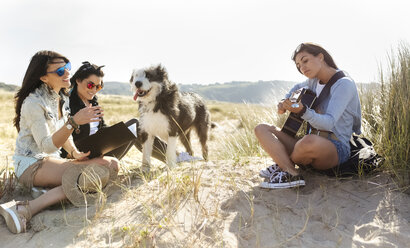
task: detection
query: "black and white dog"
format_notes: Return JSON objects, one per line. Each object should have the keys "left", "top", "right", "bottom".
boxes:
{"left": 130, "top": 65, "right": 211, "bottom": 167}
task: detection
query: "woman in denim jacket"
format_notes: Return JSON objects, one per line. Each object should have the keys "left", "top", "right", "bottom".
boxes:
{"left": 0, "top": 51, "right": 119, "bottom": 234}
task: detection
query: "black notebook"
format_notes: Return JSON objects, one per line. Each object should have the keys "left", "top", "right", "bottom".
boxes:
{"left": 76, "top": 122, "right": 136, "bottom": 159}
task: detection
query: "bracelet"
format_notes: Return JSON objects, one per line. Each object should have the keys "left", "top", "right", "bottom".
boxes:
{"left": 68, "top": 115, "right": 80, "bottom": 134}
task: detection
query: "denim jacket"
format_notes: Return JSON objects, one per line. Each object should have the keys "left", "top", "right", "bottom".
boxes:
{"left": 13, "top": 83, "right": 71, "bottom": 178}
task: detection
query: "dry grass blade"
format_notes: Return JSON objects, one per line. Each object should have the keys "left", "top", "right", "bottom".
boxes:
{"left": 0, "top": 164, "right": 15, "bottom": 200}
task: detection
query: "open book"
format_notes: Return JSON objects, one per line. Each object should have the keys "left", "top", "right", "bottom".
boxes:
{"left": 75, "top": 122, "right": 137, "bottom": 159}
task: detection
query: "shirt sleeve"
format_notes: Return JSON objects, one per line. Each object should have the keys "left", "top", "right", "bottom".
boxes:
{"left": 21, "top": 100, "right": 59, "bottom": 153}
{"left": 301, "top": 78, "right": 356, "bottom": 130}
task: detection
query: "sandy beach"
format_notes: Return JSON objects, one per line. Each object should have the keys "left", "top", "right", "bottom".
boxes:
{"left": 1, "top": 121, "right": 409, "bottom": 248}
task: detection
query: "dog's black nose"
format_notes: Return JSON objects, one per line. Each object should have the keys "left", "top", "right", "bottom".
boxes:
{"left": 135, "top": 81, "right": 142, "bottom": 88}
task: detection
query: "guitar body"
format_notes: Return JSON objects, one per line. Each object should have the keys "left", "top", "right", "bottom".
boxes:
{"left": 281, "top": 88, "right": 316, "bottom": 137}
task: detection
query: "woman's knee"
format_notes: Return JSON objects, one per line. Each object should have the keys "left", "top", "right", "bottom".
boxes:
{"left": 290, "top": 136, "right": 316, "bottom": 161}
{"left": 254, "top": 123, "right": 274, "bottom": 137}
{"left": 90, "top": 157, "right": 120, "bottom": 172}
{"left": 294, "top": 135, "right": 317, "bottom": 151}
{"left": 103, "top": 156, "right": 120, "bottom": 173}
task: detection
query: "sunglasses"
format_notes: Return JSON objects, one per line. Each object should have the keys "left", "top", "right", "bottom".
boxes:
{"left": 47, "top": 62, "right": 71, "bottom": 76}
{"left": 87, "top": 81, "right": 103, "bottom": 91}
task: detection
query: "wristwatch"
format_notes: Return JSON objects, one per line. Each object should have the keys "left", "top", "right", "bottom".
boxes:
{"left": 67, "top": 115, "right": 80, "bottom": 134}
{"left": 66, "top": 121, "right": 73, "bottom": 130}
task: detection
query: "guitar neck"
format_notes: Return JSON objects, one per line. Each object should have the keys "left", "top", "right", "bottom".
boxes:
{"left": 281, "top": 89, "right": 316, "bottom": 137}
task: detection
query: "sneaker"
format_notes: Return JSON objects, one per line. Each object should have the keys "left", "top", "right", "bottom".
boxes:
{"left": 259, "top": 163, "right": 281, "bottom": 178}
{"left": 259, "top": 171, "right": 305, "bottom": 189}
{"left": 176, "top": 152, "right": 203, "bottom": 163}
{"left": 31, "top": 187, "right": 48, "bottom": 199}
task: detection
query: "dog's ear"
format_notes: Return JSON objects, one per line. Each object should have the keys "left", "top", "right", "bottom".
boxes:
{"left": 129, "top": 74, "right": 134, "bottom": 84}
{"left": 146, "top": 64, "right": 168, "bottom": 82}
{"left": 156, "top": 64, "right": 168, "bottom": 81}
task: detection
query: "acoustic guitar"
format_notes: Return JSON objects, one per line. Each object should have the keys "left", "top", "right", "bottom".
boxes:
{"left": 281, "top": 88, "right": 316, "bottom": 137}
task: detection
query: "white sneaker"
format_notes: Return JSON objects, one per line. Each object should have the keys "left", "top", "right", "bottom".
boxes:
{"left": 176, "top": 152, "right": 203, "bottom": 163}
{"left": 260, "top": 171, "right": 305, "bottom": 189}
{"left": 31, "top": 187, "right": 48, "bottom": 199}
{"left": 259, "top": 163, "right": 281, "bottom": 178}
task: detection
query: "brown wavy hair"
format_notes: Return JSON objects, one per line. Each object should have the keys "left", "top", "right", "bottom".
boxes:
{"left": 292, "top": 42, "right": 338, "bottom": 74}
{"left": 14, "top": 51, "right": 69, "bottom": 132}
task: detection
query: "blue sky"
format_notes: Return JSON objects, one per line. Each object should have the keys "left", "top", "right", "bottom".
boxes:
{"left": 1, "top": 0, "right": 409, "bottom": 85}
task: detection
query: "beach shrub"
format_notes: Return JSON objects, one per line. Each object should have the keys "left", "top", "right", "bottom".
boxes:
{"left": 377, "top": 43, "right": 410, "bottom": 188}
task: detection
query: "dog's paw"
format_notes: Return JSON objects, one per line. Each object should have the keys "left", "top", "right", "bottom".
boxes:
{"left": 139, "top": 164, "right": 151, "bottom": 173}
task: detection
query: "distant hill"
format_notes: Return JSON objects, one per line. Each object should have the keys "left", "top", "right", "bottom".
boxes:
{"left": 1, "top": 80, "right": 377, "bottom": 105}
{"left": 0, "top": 82, "right": 19, "bottom": 92}
{"left": 100, "top": 81, "right": 133, "bottom": 96}
{"left": 177, "top": 81, "right": 296, "bottom": 104}
{"left": 101, "top": 80, "right": 296, "bottom": 104}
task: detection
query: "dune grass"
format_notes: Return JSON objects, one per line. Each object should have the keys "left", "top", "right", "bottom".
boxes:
{"left": 374, "top": 43, "right": 409, "bottom": 188}
{"left": 358, "top": 43, "right": 409, "bottom": 188}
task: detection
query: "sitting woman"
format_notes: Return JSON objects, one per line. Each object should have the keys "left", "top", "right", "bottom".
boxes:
{"left": 63, "top": 62, "right": 198, "bottom": 163}
{"left": 62, "top": 61, "right": 170, "bottom": 162}
{"left": 0, "top": 51, "right": 119, "bottom": 234}
{"left": 254, "top": 42, "right": 362, "bottom": 189}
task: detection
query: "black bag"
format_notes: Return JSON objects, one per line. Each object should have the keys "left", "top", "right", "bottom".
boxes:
{"left": 323, "top": 134, "right": 383, "bottom": 177}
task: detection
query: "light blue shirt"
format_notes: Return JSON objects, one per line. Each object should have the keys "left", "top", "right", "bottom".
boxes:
{"left": 284, "top": 72, "right": 362, "bottom": 149}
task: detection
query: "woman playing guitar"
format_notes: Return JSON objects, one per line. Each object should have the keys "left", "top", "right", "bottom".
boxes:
{"left": 255, "top": 43, "right": 362, "bottom": 189}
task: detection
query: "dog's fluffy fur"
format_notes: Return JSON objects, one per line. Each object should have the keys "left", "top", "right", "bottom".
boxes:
{"left": 130, "top": 64, "right": 211, "bottom": 166}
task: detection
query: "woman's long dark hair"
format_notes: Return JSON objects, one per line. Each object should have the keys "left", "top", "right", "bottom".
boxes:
{"left": 70, "top": 61, "right": 105, "bottom": 93}
{"left": 14, "top": 51, "right": 69, "bottom": 132}
{"left": 292, "top": 42, "right": 338, "bottom": 74}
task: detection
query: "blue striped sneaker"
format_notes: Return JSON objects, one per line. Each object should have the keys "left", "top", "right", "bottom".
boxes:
{"left": 259, "top": 171, "right": 305, "bottom": 189}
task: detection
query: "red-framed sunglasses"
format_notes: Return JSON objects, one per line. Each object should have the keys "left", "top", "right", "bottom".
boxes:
{"left": 87, "top": 81, "right": 103, "bottom": 91}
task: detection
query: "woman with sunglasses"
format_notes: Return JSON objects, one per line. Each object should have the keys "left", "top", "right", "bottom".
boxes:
{"left": 254, "top": 42, "right": 362, "bottom": 189}
{"left": 63, "top": 61, "right": 172, "bottom": 163}
{"left": 0, "top": 51, "right": 119, "bottom": 234}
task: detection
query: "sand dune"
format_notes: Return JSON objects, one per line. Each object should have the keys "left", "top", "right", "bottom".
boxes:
{"left": 1, "top": 122, "right": 409, "bottom": 247}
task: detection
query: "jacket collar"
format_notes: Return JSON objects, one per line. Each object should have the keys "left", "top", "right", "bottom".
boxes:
{"left": 37, "top": 83, "right": 63, "bottom": 102}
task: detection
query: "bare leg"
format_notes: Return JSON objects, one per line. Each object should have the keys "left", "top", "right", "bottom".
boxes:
{"left": 254, "top": 123, "right": 299, "bottom": 175}
{"left": 73, "top": 156, "right": 120, "bottom": 173}
{"left": 290, "top": 135, "right": 338, "bottom": 169}
{"left": 20, "top": 156, "right": 118, "bottom": 218}
{"left": 27, "top": 186, "right": 66, "bottom": 216}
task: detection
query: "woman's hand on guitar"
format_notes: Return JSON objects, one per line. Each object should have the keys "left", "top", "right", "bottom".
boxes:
{"left": 282, "top": 99, "right": 304, "bottom": 114}
{"left": 277, "top": 100, "right": 286, "bottom": 114}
